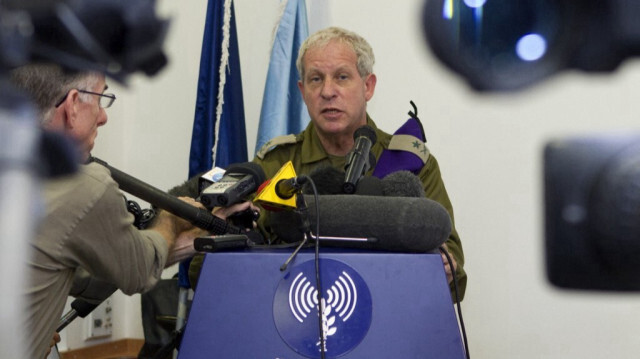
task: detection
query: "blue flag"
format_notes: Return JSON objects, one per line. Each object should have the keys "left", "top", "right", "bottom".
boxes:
{"left": 255, "top": 0, "right": 310, "bottom": 155}
{"left": 184, "top": 0, "right": 247, "bottom": 289}
{"left": 190, "top": 0, "right": 247, "bottom": 178}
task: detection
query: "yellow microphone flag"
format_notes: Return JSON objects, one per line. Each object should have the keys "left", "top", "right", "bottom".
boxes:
{"left": 254, "top": 161, "right": 298, "bottom": 210}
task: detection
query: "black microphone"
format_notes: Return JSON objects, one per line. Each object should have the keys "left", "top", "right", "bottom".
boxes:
{"left": 275, "top": 176, "right": 308, "bottom": 199}
{"left": 304, "top": 168, "right": 423, "bottom": 197}
{"left": 194, "top": 233, "right": 260, "bottom": 252}
{"left": 58, "top": 269, "right": 118, "bottom": 332}
{"left": 354, "top": 175, "right": 384, "bottom": 196}
{"left": 199, "top": 162, "right": 266, "bottom": 209}
{"left": 381, "top": 170, "right": 425, "bottom": 198}
{"left": 302, "top": 166, "right": 345, "bottom": 195}
{"left": 343, "top": 125, "right": 377, "bottom": 194}
{"left": 90, "top": 157, "right": 242, "bottom": 235}
{"left": 270, "top": 195, "right": 452, "bottom": 252}
{"left": 58, "top": 277, "right": 118, "bottom": 332}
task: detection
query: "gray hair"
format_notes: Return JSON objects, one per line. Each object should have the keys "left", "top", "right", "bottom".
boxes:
{"left": 10, "top": 63, "right": 102, "bottom": 124}
{"left": 296, "top": 26, "right": 375, "bottom": 81}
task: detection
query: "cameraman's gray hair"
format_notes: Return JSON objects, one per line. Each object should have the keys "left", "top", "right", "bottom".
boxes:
{"left": 10, "top": 63, "right": 102, "bottom": 125}
{"left": 296, "top": 26, "right": 375, "bottom": 81}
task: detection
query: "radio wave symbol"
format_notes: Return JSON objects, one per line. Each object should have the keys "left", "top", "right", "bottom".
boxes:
{"left": 289, "top": 271, "right": 358, "bottom": 323}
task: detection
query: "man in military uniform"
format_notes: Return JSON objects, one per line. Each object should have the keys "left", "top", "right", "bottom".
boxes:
{"left": 190, "top": 26, "right": 466, "bottom": 301}
{"left": 253, "top": 26, "right": 466, "bottom": 300}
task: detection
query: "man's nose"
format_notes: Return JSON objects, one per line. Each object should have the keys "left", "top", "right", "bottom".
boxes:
{"left": 98, "top": 109, "right": 108, "bottom": 127}
{"left": 320, "top": 79, "right": 337, "bottom": 99}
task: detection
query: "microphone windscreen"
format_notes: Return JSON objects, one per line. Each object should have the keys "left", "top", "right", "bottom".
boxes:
{"left": 303, "top": 166, "right": 345, "bottom": 195}
{"left": 354, "top": 176, "right": 384, "bottom": 196}
{"left": 382, "top": 170, "right": 425, "bottom": 198}
{"left": 355, "top": 125, "right": 377, "bottom": 144}
{"left": 225, "top": 162, "right": 267, "bottom": 184}
{"left": 271, "top": 195, "right": 451, "bottom": 252}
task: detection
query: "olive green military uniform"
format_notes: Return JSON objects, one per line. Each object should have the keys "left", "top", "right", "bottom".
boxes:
{"left": 190, "top": 116, "right": 466, "bottom": 300}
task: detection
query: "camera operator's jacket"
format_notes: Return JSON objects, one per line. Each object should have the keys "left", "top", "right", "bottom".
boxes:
{"left": 26, "top": 163, "right": 170, "bottom": 359}
{"left": 190, "top": 116, "right": 466, "bottom": 301}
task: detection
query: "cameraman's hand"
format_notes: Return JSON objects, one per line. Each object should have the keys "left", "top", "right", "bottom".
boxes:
{"left": 212, "top": 201, "right": 260, "bottom": 223}
{"left": 172, "top": 196, "right": 204, "bottom": 233}
{"left": 166, "top": 226, "right": 208, "bottom": 266}
{"left": 165, "top": 201, "right": 259, "bottom": 265}
{"left": 151, "top": 196, "right": 205, "bottom": 250}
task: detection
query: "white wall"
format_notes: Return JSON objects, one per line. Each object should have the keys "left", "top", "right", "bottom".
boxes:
{"left": 62, "top": 0, "right": 640, "bottom": 357}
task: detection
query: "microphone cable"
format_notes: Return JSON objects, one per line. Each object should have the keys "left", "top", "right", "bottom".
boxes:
{"left": 277, "top": 175, "right": 326, "bottom": 359}
{"left": 307, "top": 178, "right": 327, "bottom": 359}
{"left": 439, "top": 246, "right": 470, "bottom": 359}
{"left": 123, "top": 195, "right": 156, "bottom": 229}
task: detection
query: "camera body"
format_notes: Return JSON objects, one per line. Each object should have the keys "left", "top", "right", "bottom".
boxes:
{"left": 422, "top": 0, "right": 640, "bottom": 91}
{"left": 422, "top": 0, "right": 640, "bottom": 290}
{"left": 544, "top": 133, "right": 640, "bottom": 290}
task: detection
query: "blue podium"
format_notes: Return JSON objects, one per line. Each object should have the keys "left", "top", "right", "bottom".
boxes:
{"left": 178, "top": 249, "right": 465, "bottom": 358}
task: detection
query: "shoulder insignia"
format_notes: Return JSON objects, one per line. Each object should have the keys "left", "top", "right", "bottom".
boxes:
{"left": 256, "top": 134, "right": 298, "bottom": 159}
{"left": 388, "top": 134, "right": 430, "bottom": 163}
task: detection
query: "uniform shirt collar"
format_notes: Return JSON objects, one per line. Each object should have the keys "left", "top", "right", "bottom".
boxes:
{"left": 300, "top": 115, "right": 379, "bottom": 165}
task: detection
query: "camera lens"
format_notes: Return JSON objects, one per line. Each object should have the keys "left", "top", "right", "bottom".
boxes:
{"left": 422, "top": 0, "right": 571, "bottom": 90}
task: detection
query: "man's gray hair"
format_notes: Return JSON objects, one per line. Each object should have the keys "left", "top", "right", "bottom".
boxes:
{"left": 10, "top": 63, "right": 102, "bottom": 124}
{"left": 296, "top": 26, "right": 375, "bottom": 81}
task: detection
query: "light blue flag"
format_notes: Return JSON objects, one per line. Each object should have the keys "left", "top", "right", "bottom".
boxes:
{"left": 255, "top": 0, "right": 310, "bottom": 155}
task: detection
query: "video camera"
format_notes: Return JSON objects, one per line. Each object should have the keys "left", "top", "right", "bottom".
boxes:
{"left": 0, "top": 1, "right": 170, "bottom": 357}
{"left": 1, "top": 0, "right": 169, "bottom": 81}
{"left": 422, "top": 0, "right": 640, "bottom": 92}
{"left": 422, "top": 0, "right": 640, "bottom": 291}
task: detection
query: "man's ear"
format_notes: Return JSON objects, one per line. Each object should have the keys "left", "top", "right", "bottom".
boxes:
{"left": 364, "top": 73, "right": 377, "bottom": 102}
{"left": 61, "top": 90, "right": 81, "bottom": 130}
{"left": 45, "top": 91, "right": 77, "bottom": 133}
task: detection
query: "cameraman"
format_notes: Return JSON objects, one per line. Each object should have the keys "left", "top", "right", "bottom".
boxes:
{"left": 11, "top": 63, "right": 254, "bottom": 358}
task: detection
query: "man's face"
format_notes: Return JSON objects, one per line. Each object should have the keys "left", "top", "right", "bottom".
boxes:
{"left": 69, "top": 77, "right": 109, "bottom": 161}
{"left": 298, "top": 40, "right": 376, "bottom": 139}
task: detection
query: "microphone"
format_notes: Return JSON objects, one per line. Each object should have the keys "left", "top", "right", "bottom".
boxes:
{"left": 193, "top": 233, "right": 262, "bottom": 252}
{"left": 302, "top": 166, "right": 345, "bottom": 195}
{"left": 302, "top": 167, "right": 423, "bottom": 197}
{"left": 270, "top": 195, "right": 451, "bottom": 252}
{"left": 58, "top": 295, "right": 114, "bottom": 333}
{"left": 195, "top": 166, "right": 226, "bottom": 195}
{"left": 354, "top": 175, "right": 384, "bottom": 196}
{"left": 198, "top": 162, "right": 266, "bottom": 209}
{"left": 343, "top": 125, "right": 377, "bottom": 194}
{"left": 381, "top": 170, "right": 425, "bottom": 198}
{"left": 58, "top": 270, "right": 118, "bottom": 332}
{"left": 90, "top": 157, "right": 243, "bottom": 235}
{"left": 254, "top": 161, "right": 299, "bottom": 210}
{"left": 276, "top": 176, "right": 308, "bottom": 199}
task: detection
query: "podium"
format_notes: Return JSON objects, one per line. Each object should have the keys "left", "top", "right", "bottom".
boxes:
{"left": 178, "top": 249, "right": 466, "bottom": 358}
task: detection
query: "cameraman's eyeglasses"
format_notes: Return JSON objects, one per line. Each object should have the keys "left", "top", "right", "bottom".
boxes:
{"left": 55, "top": 89, "right": 116, "bottom": 109}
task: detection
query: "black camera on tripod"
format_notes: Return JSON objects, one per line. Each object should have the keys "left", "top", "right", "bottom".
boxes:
{"left": 422, "top": 0, "right": 640, "bottom": 290}
{"left": 0, "top": 1, "right": 170, "bottom": 357}
{"left": 422, "top": 0, "right": 640, "bottom": 92}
